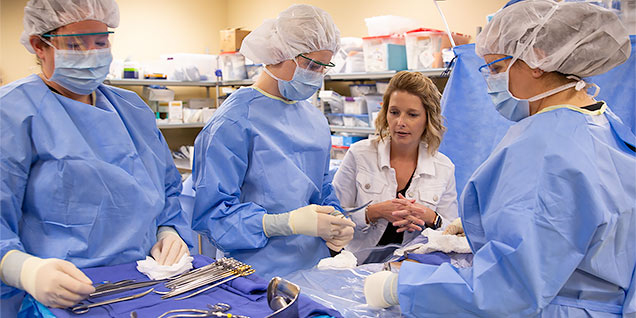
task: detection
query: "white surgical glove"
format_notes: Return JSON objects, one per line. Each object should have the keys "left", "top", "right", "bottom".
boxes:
{"left": 364, "top": 271, "right": 399, "bottom": 308}
{"left": 0, "top": 250, "right": 94, "bottom": 308}
{"left": 443, "top": 217, "right": 464, "bottom": 236}
{"left": 325, "top": 212, "right": 355, "bottom": 252}
{"left": 151, "top": 226, "right": 190, "bottom": 266}
{"left": 263, "top": 204, "right": 355, "bottom": 241}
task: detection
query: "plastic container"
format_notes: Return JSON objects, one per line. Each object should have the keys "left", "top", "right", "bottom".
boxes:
{"left": 219, "top": 51, "right": 247, "bottom": 81}
{"left": 349, "top": 84, "right": 377, "bottom": 97}
{"left": 363, "top": 94, "right": 383, "bottom": 129}
{"left": 331, "top": 145, "right": 350, "bottom": 160}
{"left": 331, "top": 135, "right": 366, "bottom": 147}
{"left": 405, "top": 28, "right": 445, "bottom": 69}
{"left": 245, "top": 64, "right": 263, "bottom": 80}
{"left": 160, "top": 53, "right": 218, "bottom": 81}
{"left": 326, "top": 113, "right": 345, "bottom": 126}
{"left": 344, "top": 96, "right": 368, "bottom": 114}
{"left": 345, "top": 52, "right": 366, "bottom": 73}
{"left": 364, "top": 15, "right": 420, "bottom": 37}
{"left": 343, "top": 114, "right": 370, "bottom": 127}
{"left": 375, "top": 81, "right": 389, "bottom": 95}
{"left": 362, "top": 35, "right": 407, "bottom": 72}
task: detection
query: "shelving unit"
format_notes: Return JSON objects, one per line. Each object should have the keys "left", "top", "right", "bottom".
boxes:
{"left": 106, "top": 67, "right": 451, "bottom": 169}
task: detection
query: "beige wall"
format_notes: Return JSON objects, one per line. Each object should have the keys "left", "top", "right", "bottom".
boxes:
{"left": 1, "top": 0, "right": 506, "bottom": 85}
{"left": 226, "top": 0, "right": 507, "bottom": 40}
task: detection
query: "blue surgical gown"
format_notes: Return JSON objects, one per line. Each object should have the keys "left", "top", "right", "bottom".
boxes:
{"left": 397, "top": 105, "right": 636, "bottom": 317}
{"left": 0, "top": 75, "right": 192, "bottom": 299}
{"left": 191, "top": 87, "right": 340, "bottom": 279}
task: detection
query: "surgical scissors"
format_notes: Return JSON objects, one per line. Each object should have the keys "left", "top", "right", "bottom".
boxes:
{"left": 91, "top": 279, "right": 166, "bottom": 298}
{"left": 71, "top": 288, "right": 154, "bottom": 314}
{"left": 334, "top": 200, "right": 372, "bottom": 218}
{"left": 157, "top": 303, "right": 250, "bottom": 318}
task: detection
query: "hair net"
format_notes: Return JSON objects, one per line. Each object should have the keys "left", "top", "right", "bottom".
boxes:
{"left": 21, "top": 0, "right": 120, "bottom": 53}
{"left": 240, "top": 4, "right": 341, "bottom": 65}
{"left": 476, "top": 0, "right": 630, "bottom": 77}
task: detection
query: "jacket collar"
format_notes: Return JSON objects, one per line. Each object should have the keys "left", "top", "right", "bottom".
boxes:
{"left": 377, "top": 137, "right": 436, "bottom": 176}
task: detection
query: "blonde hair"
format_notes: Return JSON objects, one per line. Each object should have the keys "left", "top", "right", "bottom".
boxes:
{"left": 375, "top": 71, "right": 446, "bottom": 155}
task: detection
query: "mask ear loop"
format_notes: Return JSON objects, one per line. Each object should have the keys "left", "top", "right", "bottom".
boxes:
{"left": 566, "top": 75, "right": 600, "bottom": 99}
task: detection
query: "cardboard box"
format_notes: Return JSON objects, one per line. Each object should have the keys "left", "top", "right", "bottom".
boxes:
{"left": 220, "top": 28, "right": 251, "bottom": 53}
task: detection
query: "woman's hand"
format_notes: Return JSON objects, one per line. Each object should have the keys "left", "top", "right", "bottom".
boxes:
{"left": 390, "top": 194, "right": 437, "bottom": 233}
{"left": 365, "top": 200, "right": 409, "bottom": 224}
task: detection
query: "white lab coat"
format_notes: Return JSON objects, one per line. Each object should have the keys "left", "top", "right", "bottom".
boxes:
{"left": 333, "top": 137, "right": 458, "bottom": 263}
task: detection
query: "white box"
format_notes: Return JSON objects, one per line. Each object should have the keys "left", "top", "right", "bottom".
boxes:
{"left": 344, "top": 97, "right": 368, "bottom": 114}
{"left": 168, "top": 101, "right": 183, "bottom": 123}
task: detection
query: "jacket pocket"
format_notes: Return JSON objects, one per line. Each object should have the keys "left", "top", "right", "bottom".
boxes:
{"left": 356, "top": 171, "right": 387, "bottom": 195}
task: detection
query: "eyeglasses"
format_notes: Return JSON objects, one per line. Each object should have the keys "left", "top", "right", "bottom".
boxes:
{"left": 478, "top": 56, "right": 512, "bottom": 76}
{"left": 296, "top": 54, "right": 335, "bottom": 74}
{"left": 41, "top": 31, "right": 114, "bottom": 51}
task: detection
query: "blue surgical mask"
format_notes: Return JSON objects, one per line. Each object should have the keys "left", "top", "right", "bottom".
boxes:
{"left": 42, "top": 39, "right": 113, "bottom": 95}
{"left": 264, "top": 60, "right": 323, "bottom": 101}
{"left": 484, "top": 61, "right": 583, "bottom": 122}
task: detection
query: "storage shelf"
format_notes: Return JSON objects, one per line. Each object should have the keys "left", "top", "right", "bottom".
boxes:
{"left": 325, "top": 68, "right": 446, "bottom": 81}
{"left": 104, "top": 79, "right": 254, "bottom": 87}
{"left": 157, "top": 122, "right": 206, "bottom": 129}
{"left": 329, "top": 126, "right": 375, "bottom": 134}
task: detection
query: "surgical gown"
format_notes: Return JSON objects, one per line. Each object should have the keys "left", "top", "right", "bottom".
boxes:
{"left": 0, "top": 75, "right": 192, "bottom": 299}
{"left": 397, "top": 105, "right": 636, "bottom": 317}
{"left": 191, "top": 87, "right": 340, "bottom": 279}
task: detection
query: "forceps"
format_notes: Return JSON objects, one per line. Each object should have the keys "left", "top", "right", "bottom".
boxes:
{"left": 71, "top": 288, "right": 154, "bottom": 314}
{"left": 91, "top": 279, "right": 166, "bottom": 298}
{"left": 157, "top": 303, "right": 250, "bottom": 318}
{"left": 335, "top": 200, "right": 372, "bottom": 218}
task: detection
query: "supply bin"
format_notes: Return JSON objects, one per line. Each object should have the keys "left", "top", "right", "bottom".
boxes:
{"left": 219, "top": 51, "right": 247, "bottom": 81}
{"left": 405, "top": 28, "right": 445, "bottom": 69}
{"left": 343, "top": 114, "right": 370, "bottom": 127}
{"left": 349, "top": 84, "right": 377, "bottom": 97}
{"left": 362, "top": 34, "right": 407, "bottom": 72}
{"left": 344, "top": 96, "right": 368, "bottom": 115}
{"left": 326, "top": 113, "right": 345, "bottom": 126}
{"left": 331, "top": 145, "right": 350, "bottom": 160}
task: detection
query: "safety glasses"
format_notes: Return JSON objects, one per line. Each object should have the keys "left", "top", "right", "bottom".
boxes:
{"left": 41, "top": 31, "right": 114, "bottom": 51}
{"left": 478, "top": 56, "right": 512, "bottom": 77}
{"left": 297, "top": 54, "right": 335, "bottom": 74}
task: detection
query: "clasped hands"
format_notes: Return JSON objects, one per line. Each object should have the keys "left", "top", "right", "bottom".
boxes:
{"left": 367, "top": 194, "right": 436, "bottom": 233}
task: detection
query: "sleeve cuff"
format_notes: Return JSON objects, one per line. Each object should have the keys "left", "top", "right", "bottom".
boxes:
{"left": 0, "top": 250, "right": 32, "bottom": 290}
{"left": 157, "top": 226, "right": 179, "bottom": 241}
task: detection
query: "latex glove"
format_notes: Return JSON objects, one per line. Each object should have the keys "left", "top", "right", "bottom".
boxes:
{"left": 364, "top": 271, "right": 399, "bottom": 308}
{"left": 151, "top": 228, "right": 190, "bottom": 265}
{"left": 263, "top": 204, "right": 355, "bottom": 240}
{"left": 0, "top": 251, "right": 95, "bottom": 308}
{"left": 325, "top": 221, "right": 355, "bottom": 252}
{"left": 443, "top": 217, "right": 464, "bottom": 236}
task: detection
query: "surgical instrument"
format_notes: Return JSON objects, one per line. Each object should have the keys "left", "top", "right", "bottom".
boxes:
{"left": 90, "top": 279, "right": 167, "bottom": 298}
{"left": 161, "top": 258, "right": 255, "bottom": 300}
{"left": 158, "top": 303, "right": 250, "bottom": 318}
{"left": 265, "top": 277, "right": 300, "bottom": 318}
{"left": 335, "top": 200, "right": 372, "bottom": 218}
{"left": 71, "top": 288, "right": 154, "bottom": 314}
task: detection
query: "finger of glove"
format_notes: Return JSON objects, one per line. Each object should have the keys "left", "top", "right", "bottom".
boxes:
{"left": 315, "top": 205, "right": 336, "bottom": 214}
{"left": 51, "top": 284, "right": 89, "bottom": 306}
{"left": 327, "top": 215, "right": 355, "bottom": 228}
{"left": 57, "top": 261, "right": 95, "bottom": 294}
{"left": 158, "top": 238, "right": 178, "bottom": 265}
{"left": 164, "top": 239, "right": 186, "bottom": 266}
{"left": 150, "top": 240, "right": 163, "bottom": 261}
{"left": 326, "top": 241, "right": 342, "bottom": 252}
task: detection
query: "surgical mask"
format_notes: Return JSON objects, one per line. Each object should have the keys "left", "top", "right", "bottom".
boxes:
{"left": 264, "top": 60, "right": 323, "bottom": 101}
{"left": 42, "top": 38, "right": 113, "bottom": 95}
{"left": 483, "top": 60, "right": 596, "bottom": 122}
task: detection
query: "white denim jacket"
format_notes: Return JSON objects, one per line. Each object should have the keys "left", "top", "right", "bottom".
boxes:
{"left": 333, "top": 137, "right": 458, "bottom": 262}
